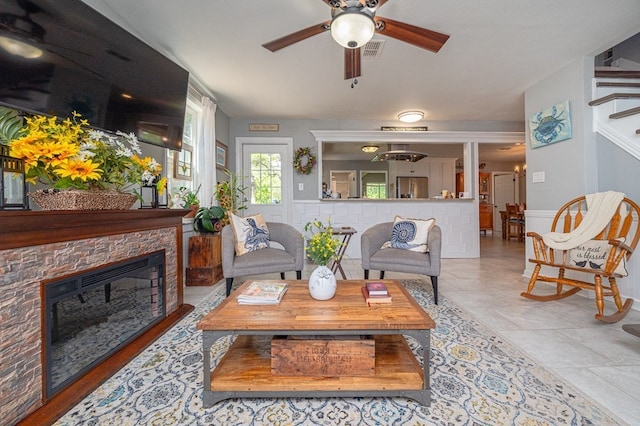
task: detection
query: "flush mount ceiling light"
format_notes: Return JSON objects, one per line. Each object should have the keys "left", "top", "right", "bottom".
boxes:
{"left": 361, "top": 145, "right": 379, "bottom": 153}
{"left": 330, "top": 4, "right": 375, "bottom": 49}
{"left": 398, "top": 111, "right": 424, "bottom": 123}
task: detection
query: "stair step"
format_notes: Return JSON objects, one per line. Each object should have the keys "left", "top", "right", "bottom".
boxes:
{"left": 596, "top": 82, "right": 640, "bottom": 88}
{"left": 588, "top": 93, "right": 640, "bottom": 106}
{"left": 595, "top": 70, "right": 640, "bottom": 79}
{"left": 609, "top": 106, "right": 640, "bottom": 119}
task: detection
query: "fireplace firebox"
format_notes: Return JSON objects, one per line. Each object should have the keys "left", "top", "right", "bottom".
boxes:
{"left": 44, "top": 251, "right": 165, "bottom": 398}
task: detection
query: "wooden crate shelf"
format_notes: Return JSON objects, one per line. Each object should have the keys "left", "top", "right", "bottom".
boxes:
{"left": 210, "top": 334, "right": 424, "bottom": 392}
{"left": 186, "top": 234, "right": 222, "bottom": 286}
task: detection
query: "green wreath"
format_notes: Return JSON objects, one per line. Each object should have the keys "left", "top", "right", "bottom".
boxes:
{"left": 293, "top": 147, "right": 317, "bottom": 175}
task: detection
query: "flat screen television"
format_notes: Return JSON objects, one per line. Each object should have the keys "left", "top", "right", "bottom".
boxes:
{"left": 0, "top": 0, "right": 189, "bottom": 150}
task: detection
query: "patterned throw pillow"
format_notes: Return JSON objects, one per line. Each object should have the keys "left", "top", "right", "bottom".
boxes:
{"left": 568, "top": 238, "right": 627, "bottom": 276}
{"left": 381, "top": 215, "right": 436, "bottom": 253}
{"left": 230, "top": 213, "right": 270, "bottom": 256}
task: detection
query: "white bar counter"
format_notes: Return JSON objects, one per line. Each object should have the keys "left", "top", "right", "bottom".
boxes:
{"left": 293, "top": 198, "right": 480, "bottom": 259}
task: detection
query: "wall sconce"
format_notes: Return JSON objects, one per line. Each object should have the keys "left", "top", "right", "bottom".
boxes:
{"left": 514, "top": 164, "right": 527, "bottom": 177}
{"left": 361, "top": 145, "right": 379, "bottom": 153}
{"left": 0, "top": 144, "right": 28, "bottom": 210}
{"left": 139, "top": 175, "right": 167, "bottom": 209}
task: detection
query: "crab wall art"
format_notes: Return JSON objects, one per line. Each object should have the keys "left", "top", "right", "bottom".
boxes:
{"left": 528, "top": 101, "right": 572, "bottom": 148}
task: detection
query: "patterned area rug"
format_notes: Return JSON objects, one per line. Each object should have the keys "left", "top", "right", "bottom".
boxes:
{"left": 56, "top": 279, "right": 622, "bottom": 425}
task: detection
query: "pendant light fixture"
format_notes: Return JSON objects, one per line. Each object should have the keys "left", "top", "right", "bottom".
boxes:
{"left": 361, "top": 145, "right": 379, "bottom": 153}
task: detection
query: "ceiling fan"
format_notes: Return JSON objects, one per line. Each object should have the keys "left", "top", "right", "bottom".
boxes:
{"left": 262, "top": 0, "right": 449, "bottom": 81}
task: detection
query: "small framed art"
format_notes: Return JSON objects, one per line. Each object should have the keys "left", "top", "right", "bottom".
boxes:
{"left": 216, "top": 141, "right": 228, "bottom": 169}
{"left": 529, "top": 101, "right": 572, "bottom": 149}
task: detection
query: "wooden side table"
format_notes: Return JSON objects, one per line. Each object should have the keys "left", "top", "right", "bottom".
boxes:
{"left": 186, "top": 234, "right": 223, "bottom": 285}
{"left": 330, "top": 227, "right": 357, "bottom": 279}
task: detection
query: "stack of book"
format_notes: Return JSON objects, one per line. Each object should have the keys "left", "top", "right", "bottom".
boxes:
{"left": 236, "top": 282, "right": 288, "bottom": 305}
{"left": 361, "top": 281, "right": 392, "bottom": 305}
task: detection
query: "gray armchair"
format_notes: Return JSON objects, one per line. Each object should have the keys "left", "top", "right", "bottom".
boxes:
{"left": 361, "top": 222, "right": 442, "bottom": 304}
{"left": 221, "top": 222, "right": 304, "bottom": 296}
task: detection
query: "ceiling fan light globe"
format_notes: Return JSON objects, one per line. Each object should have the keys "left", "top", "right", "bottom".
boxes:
{"left": 330, "top": 9, "right": 375, "bottom": 49}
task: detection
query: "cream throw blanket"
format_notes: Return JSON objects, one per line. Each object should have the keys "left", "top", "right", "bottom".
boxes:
{"left": 542, "top": 191, "right": 625, "bottom": 250}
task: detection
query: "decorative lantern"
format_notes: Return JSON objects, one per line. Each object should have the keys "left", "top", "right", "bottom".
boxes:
{"left": 139, "top": 175, "right": 167, "bottom": 209}
{"left": 0, "top": 144, "right": 28, "bottom": 210}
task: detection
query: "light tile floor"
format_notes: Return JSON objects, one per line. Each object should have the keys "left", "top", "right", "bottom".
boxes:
{"left": 185, "top": 235, "right": 640, "bottom": 425}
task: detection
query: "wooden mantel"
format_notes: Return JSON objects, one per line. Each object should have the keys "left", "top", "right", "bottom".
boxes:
{"left": 0, "top": 208, "right": 191, "bottom": 250}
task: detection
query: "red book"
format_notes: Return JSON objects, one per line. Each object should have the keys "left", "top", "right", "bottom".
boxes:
{"left": 365, "top": 281, "right": 389, "bottom": 296}
{"left": 361, "top": 286, "right": 392, "bottom": 305}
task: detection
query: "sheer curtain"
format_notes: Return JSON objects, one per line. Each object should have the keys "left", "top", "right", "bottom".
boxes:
{"left": 197, "top": 96, "right": 217, "bottom": 206}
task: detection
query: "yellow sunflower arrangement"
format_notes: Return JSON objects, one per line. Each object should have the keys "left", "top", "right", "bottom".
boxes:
{"left": 304, "top": 219, "right": 342, "bottom": 266}
{"left": 7, "top": 111, "right": 166, "bottom": 195}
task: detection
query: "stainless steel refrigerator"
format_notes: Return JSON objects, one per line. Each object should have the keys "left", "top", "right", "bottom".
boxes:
{"left": 396, "top": 176, "right": 429, "bottom": 199}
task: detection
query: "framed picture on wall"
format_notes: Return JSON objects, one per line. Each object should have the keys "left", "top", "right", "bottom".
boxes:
{"left": 174, "top": 144, "right": 192, "bottom": 180}
{"left": 216, "top": 141, "right": 228, "bottom": 169}
{"left": 528, "top": 100, "right": 572, "bottom": 149}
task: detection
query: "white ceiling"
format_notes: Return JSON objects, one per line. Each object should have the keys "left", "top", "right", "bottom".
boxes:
{"left": 84, "top": 0, "right": 640, "bottom": 163}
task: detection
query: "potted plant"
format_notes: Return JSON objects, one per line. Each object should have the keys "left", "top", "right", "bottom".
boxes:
{"left": 5, "top": 110, "right": 166, "bottom": 210}
{"left": 304, "top": 219, "right": 342, "bottom": 300}
{"left": 0, "top": 106, "right": 25, "bottom": 143}
{"left": 173, "top": 184, "right": 201, "bottom": 217}
{"left": 214, "top": 169, "right": 247, "bottom": 225}
{"left": 193, "top": 205, "right": 225, "bottom": 233}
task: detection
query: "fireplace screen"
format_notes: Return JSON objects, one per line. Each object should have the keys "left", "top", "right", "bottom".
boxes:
{"left": 44, "top": 251, "right": 165, "bottom": 397}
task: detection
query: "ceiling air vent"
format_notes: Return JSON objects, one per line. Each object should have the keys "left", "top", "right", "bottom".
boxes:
{"left": 362, "top": 39, "right": 385, "bottom": 59}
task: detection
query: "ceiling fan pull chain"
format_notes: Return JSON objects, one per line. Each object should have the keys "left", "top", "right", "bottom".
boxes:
{"left": 351, "top": 78, "right": 358, "bottom": 89}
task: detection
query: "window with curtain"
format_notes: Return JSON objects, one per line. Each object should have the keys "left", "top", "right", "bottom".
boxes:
{"left": 167, "top": 102, "right": 200, "bottom": 206}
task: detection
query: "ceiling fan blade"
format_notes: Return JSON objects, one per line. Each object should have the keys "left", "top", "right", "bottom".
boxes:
{"left": 262, "top": 21, "right": 330, "bottom": 52}
{"left": 344, "top": 47, "right": 361, "bottom": 80}
{"left": 374, "top": 16, "right": 449, "bottom": 53}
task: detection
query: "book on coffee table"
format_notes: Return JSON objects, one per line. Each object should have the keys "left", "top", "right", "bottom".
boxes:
{"left": 361, "top": 286, "right": 392, "bottom": 305}
{"left": 237, "top": 282, "right": 288, "bottom": 305}
{"left": 365, "top": 281, "right": 389, "bottom": 296}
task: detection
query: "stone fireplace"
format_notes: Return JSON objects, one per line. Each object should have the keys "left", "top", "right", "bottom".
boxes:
{"left": 0, "top": 209, "right": 190, "bottom": 425}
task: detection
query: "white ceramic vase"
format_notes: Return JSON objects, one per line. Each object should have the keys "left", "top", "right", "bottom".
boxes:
{"left": 308, "top": 265, "right": 337, "bottom": 300}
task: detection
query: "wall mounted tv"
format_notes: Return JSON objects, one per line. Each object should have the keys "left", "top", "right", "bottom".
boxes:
{"left": 0, "top": 0, "right": 189, "bottom": 150}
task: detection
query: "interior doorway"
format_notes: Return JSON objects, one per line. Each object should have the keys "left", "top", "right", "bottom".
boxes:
{"left": 493, "top": 172, "right": 516, "bottom": 238}
{"left": 329, "top": 170, "right": 356, "bottom": 198}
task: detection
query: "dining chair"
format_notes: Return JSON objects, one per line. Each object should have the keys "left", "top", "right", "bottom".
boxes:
{"left": 506, "top": 204, "right": 524, "bottom": 241}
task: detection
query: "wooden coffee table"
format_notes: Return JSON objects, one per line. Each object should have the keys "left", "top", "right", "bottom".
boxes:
{"left": 197, "top": 279, "right": 436, "bottom": 407}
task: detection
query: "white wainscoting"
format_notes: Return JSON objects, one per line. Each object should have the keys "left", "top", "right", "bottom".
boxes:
{"left": 293, "top": 199, "right": 480, "bottom": 260}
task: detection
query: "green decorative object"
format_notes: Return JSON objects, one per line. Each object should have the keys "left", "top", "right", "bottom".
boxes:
{"left": 293, "top": 147, "right": 316, "bottom": 175}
